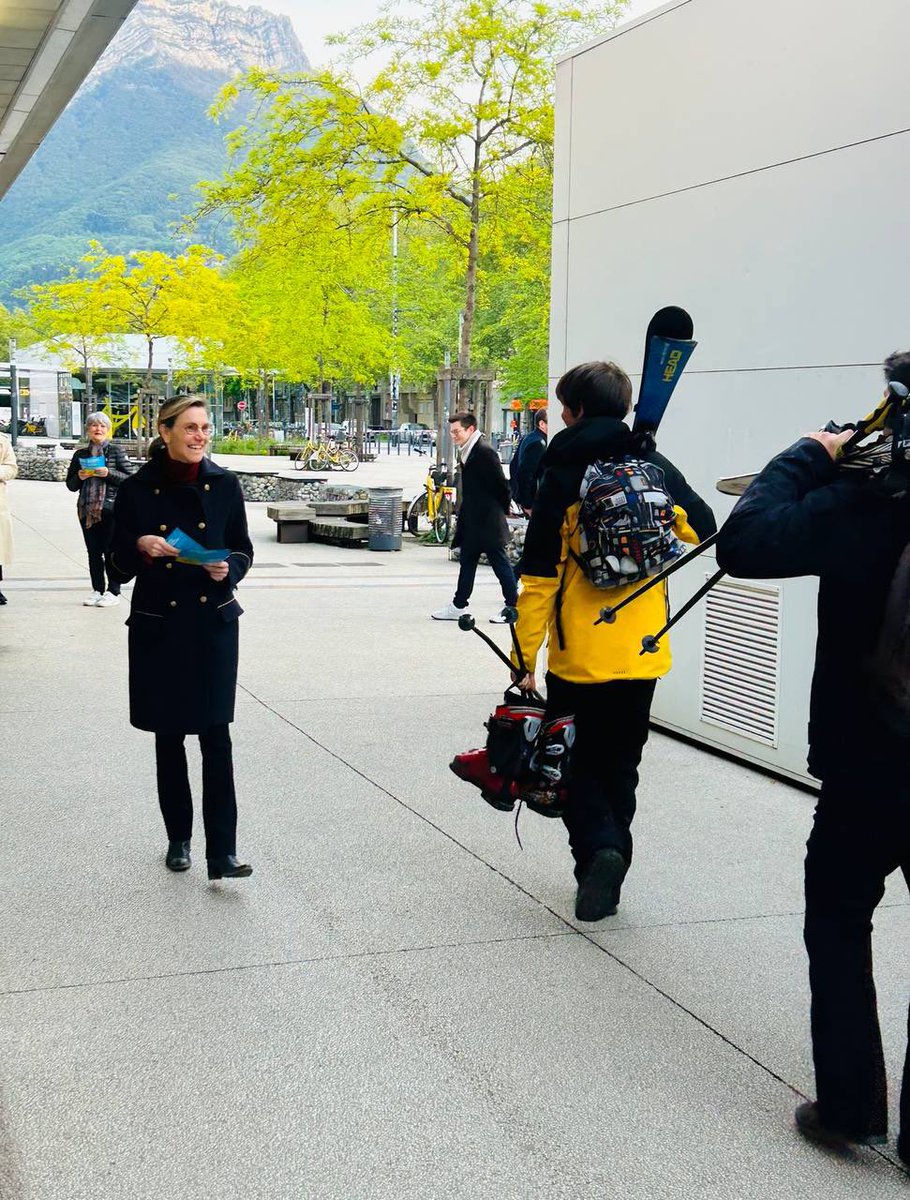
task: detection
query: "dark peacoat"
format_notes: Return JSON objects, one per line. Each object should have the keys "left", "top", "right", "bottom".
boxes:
{"left": 111, "top": 454, "right": 253, "bottom": 735}
{"left": 452, "top": 438, "right": 511, "bottom": 554}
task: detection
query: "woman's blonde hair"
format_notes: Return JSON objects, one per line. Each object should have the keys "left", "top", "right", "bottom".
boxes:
{"left": 150, "top": 393, "right": 210, "bottom": 456}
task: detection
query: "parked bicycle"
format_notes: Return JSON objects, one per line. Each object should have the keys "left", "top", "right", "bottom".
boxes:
{"left": 293, "top": 439, "right": 359, "bottom": 471}
{"left": 407, "top": 466, "right": 456, "bottom": 544}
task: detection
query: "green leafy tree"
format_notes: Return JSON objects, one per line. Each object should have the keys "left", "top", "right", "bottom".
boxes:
{"left": 196, "top": 0, "right": 627, "bottom": 386}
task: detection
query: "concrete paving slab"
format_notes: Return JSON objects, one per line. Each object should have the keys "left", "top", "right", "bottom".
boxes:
{"left": 2, "top": 936, "right": 907, "bottom": 1200}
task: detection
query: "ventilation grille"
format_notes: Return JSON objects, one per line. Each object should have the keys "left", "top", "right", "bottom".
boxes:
{"left": 700, "top": 578, "right": 780, "bottom": 746}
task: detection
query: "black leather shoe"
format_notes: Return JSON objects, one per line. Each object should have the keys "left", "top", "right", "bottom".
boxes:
{"left": 207, "top": 855, "right": 253, "bottom": 880}
{"left": 0, "top": 590, "right": 7, "bottom": 605}
{"left": 165, "top": 840, "right": 191, "bottom": 871}
{"left": 794, "top": 1101, "right": 887, "bottom": 1151}
{"left": 575, "top": 847, "right": 626, "bottom": 922}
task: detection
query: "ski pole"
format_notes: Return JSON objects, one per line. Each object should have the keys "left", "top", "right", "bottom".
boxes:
{"left": 457, "top": 613, "right": 517, "bottom": 673}
{"left": 501, "top": 605, "right": 529, "bottom": 677}
{"left": 594, "top": 531, "right": 720, "bottom": 626}
{"left": 639, "top": 568, "right": 726, "bottom": 655}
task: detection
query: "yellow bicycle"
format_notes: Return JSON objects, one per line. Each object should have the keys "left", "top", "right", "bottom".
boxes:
{"left": 293, "top": 438, "right": 359, "bottom": 471}
{"left": 407, "top": 466, "right": 456, "bottom": 543}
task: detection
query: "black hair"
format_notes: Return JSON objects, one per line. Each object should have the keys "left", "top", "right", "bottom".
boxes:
{"left": 448, "top": 411, "right": 478, "bottom": 430}
{"left": 884, "top": 351, "right": 910, "bottom": 392}
{"left": 535, "top": 410, "right": 548, "bottom": 429}
{"left": 555, "top": 362, "right": 632, "bottom": 419}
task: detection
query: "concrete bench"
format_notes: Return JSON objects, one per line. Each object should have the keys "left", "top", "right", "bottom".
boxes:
{"left": 309, "top": 518, "right": 369, "bottom": 547}
{"left": 266, "top": 502, "right": 317, "bottom": 543}
{"left": 310, "top": 499, "right": 368, "bottom": 519}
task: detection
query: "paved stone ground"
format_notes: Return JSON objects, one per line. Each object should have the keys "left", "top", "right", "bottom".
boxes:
{"left": 1, "top": 474, "right": 908, "bottom": 1199}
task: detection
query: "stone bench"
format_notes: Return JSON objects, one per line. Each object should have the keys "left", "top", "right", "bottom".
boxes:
{"left": 309, "top": 518, "right": 369, "bottom": 546}
{"left": 266, "top": 502, "right": 317, "bottom": 543}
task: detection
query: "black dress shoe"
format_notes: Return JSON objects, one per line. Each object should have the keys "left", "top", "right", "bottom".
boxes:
{"left": 0, "top": 591, "right": 7, "bottom": 605}
{"left": 794, "top": 1101, "right": 887, "bottom": 1151}
{"left": 575, "top": 847, "right": 627, "bottom": 922}
{"left": 165, "top": 840, "right": 191, "bottom": 871}
{"left": 207, "top": 855, "right": 253, "bottom": 880}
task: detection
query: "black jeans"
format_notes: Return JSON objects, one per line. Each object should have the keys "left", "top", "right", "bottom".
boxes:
{"left": 545, "top": 673, "right": 656, "bottom": 879}
{"left": 81, "top": 511, "right": 119, "bottom": 595}
{"left": 154, "top": 724, "right": 238, "bottom": 859}
{"left": 453, "top": 545, "right": 518, "bottom": 609}
{"left": 804, "top": 773, "right": 910, "bottom": 1145}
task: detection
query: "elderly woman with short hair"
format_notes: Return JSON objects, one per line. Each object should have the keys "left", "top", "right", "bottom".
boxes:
{"left": 66, "top": 411, "right": 133, "bottom": 606}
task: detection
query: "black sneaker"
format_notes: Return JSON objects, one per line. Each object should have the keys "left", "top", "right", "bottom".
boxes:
{"left": 794, "top": 1101, "right": 886, "bottom": 1151}
{"left": 574, "top": 848, "right": 627, "bottom": 922}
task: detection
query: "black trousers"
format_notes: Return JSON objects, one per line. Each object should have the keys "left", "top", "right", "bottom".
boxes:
{"left": 453, "top": 544, "right": 518, "bottom": 609}
{"left": 545, "top": 673, "right": 656, "bottom": 879}
{"left": 804, "top": 773, "right": 910, "bottom": 1149}
{"left": 81, "top": 512, "right": 120, "bottom": 595}
{"left": 154, "top": 724, "right": 237, "bottom": 859}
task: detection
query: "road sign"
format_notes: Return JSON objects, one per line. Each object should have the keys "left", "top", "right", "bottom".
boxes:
{"left": 237, "top": 400, "right": 247, "bottom": 412}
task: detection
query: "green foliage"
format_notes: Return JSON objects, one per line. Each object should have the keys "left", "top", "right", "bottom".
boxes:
{"left": 211, "top": 436, "right": 276, "bottom": 455}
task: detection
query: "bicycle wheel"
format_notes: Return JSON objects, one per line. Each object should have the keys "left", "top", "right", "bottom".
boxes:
{"left": 339, "top": 448, "right": 359, "bottom": 471}
{"left": 406, "top": 492, "right": 430, "bottom": 537}
{"left": 308, "top": 450, "right": 329, "bottom": 471}
{"left": 293, "top": 448, "right": 307, "bottom": 470}
{"left": 432, "top": 496, "right": 451, "bottom": 544}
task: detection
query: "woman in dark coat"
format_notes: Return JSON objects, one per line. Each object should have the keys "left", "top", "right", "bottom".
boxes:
{"left": 66, "top": 410, "right": 133, "bottom": 607}
{"left": 112, "top": 394, "right": 254, "bottom": 880}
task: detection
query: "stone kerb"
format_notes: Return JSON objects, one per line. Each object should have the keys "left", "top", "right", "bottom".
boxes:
{"left": 234, "top": 470, "right": 369, "bottom": 505}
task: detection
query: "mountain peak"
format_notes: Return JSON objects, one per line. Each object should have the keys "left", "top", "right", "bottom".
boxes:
{"left": 89, "top": 0, "right": 311, "bottom": 83}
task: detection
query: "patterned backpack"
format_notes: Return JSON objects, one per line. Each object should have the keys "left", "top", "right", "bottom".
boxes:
{"left": 569, "top": 458, "right": 684, "bottom": 588}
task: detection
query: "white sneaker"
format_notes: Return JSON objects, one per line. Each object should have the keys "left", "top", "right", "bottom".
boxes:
{"left": 489, "top": 610, "right": 510, "bottom": 624}
{"left": 95, "top": 592, "right": 121, "bottom": 607}
{"left": 431, "top": 602, "right": 468, "bottom": 621}
{"left": 83, "top": 591, "right": 103, "bottom": 607}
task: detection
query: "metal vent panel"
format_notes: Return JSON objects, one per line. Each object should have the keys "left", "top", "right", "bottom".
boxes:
{"left": 700, "top": 578, "right": 781, "bottom": 746}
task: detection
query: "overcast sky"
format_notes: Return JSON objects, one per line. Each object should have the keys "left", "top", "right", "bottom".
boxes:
{"left": 240, "top": 0, "right": 667, "bottom": 71}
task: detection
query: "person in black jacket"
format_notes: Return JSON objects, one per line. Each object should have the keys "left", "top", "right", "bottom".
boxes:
{"left": 66, "top": 411, "right": 133, "bottom": 607}
{"left": 716, "top": 352, "right": 910, "bottom": 1165}
{"left": 111, "top": 394, "right": 254, "bottom": 881}
{"left": 510, "top": 410, "right": 548, "bottom": 515}
{"left": 431, "top": 411, "right": 518, "bottom": 624}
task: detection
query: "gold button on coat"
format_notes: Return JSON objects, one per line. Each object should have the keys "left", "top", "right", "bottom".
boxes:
{"left": 169, "top": 601, "right": 177, "bottom": 608}
{"left": 199, "top": 595, "right": 208, "bottom": 604}
{"left": 165, "top": 563, "right": 173, "bottom": 570}
{"left": 159, "top": 524, "right": 167, "bottom": 532}
{"left": 204, "top": 484, "right": 210, "bottom": 491}
{"left": 198, "top": 522, "right": 206, "bottom": 530}
{"left": 153, "top": 488, "right": 160, "bottom": 495}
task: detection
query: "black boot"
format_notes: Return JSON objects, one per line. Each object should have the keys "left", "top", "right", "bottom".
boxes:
{"left": 207, "top": 855, "right": 253, "bottom": 880}
{"left": 165, "top": 840, "right": 191, "bottom": 872}
{"left": 575, "top": 847, "right": 626, "bottom": 922}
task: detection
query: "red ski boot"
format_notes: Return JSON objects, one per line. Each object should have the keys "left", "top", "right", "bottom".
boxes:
{"left": 449, "top": 747, "right": 517, "bottom": 811}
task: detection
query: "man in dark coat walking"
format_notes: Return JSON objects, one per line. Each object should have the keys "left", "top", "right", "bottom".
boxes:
{"left": 432, "top": 411, "right": 518, "bottom": 625}
{"left": 716, "top": 351, "right": 910, "bottom": 1165}
{"left": 510, "top": 409, "right": 548, "bottom": 515}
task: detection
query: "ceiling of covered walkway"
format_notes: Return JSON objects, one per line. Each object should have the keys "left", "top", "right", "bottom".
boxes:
{"left": 0, "top": 0, "right": 137, "bottom": 199}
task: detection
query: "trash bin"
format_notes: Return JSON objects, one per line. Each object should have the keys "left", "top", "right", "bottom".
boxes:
{"left": 368, "top": 487, "right": 403, "bottom": 551}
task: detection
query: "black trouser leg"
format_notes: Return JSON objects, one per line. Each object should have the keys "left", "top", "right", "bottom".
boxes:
{"left": 155, "top": 733, "right": 193, "bottom": 843}
{"left": 453, "top": 547, "right": 480, "bottom": 608}
{"left": 545, "top": 673, "right": 656, "bottom": 879}
{"left": 199, "top": 724, "right": 237, "bottom": 859}
{"left": 484, "top": 545, "right": 518, "bottom": 606}
{"left": 81, "top": 513, "right": 119, "bottom": 595}
{"left": 82, "top": 521, "right": 107, "bottom": 594}
{"left": 802, "top": 780, "right": 907, "bottom": 1139}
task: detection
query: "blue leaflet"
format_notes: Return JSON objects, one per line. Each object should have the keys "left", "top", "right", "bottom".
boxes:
{"left": 165, "top": 527, "right": 229, "bottom": 565}
{"left": 81, "top": 455, "right": 106, "bottom": 474}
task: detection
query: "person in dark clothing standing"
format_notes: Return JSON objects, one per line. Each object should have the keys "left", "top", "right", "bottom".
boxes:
{"left": 716, "top": 352, "right": 910, "bottom": 1167}
{"left": 66, "top": 411, "right": 133, "bottom": 607}
{"left": 112, "top": 394, "right": 254, "bottom": 881}
{"left": 510, "top": 410, "right": 548, "bottom": 515}
{"left": 431, "top": 411, "right": 518, "bottom": 625}
{"left": 512, "top": 362, "right": 716, "bottom": 921}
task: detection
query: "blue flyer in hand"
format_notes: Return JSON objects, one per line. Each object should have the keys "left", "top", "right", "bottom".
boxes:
{"left": 81, "top": 455, "right": 106, "bottom": 475}
{"left": 165, "top": 527, "right": 229, "bottom": 566}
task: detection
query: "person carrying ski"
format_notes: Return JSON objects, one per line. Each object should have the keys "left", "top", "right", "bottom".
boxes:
{"left": 715, "top": 351, "right": 910, "bottom": 1166}
{"left": 511, "top": 361, "right": 716, "bottom": 921}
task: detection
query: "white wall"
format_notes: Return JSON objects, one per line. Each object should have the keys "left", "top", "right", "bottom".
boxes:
{"left": 551, "top": 0, "right": 910, "bottom": 781}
